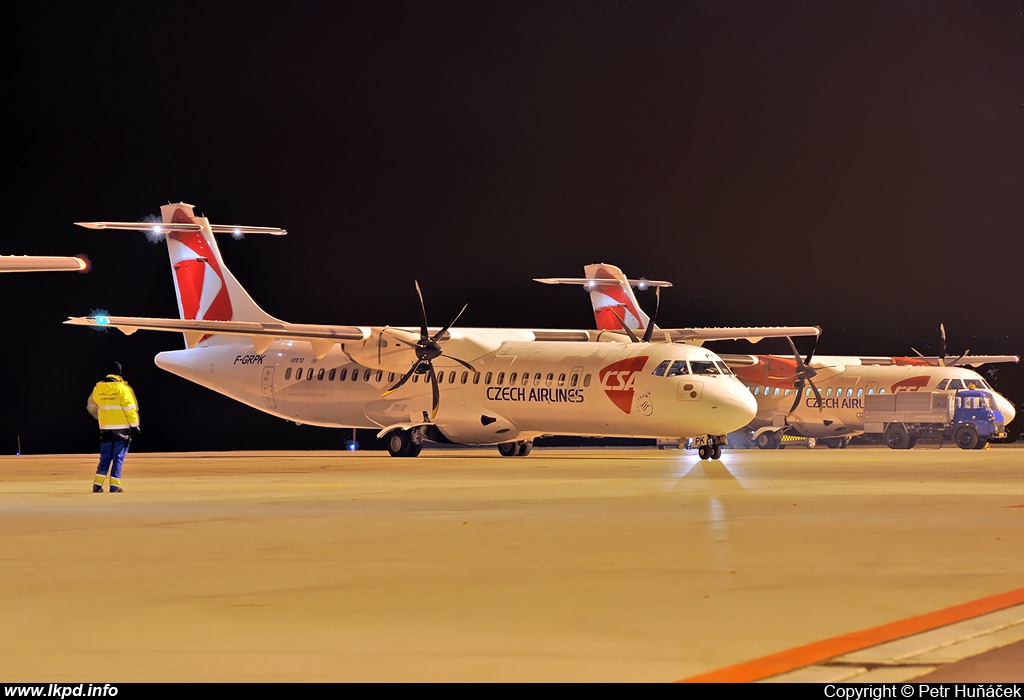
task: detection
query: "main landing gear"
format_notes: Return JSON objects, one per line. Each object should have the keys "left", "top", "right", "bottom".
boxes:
{"left": 497, "top": 440, "right": 533, "bottom": 457}
{"left": 385, "top": 429, "right": 423, "bottom": 458}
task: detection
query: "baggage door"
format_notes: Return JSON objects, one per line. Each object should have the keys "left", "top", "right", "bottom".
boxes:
{"left": 261, "top": 366, "right": 277, "bottom": 409}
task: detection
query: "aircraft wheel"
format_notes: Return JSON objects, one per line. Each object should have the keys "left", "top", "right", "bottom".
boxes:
{"left": 386, "top": 430, "right": 414, "bottom": 457}
{"left": 498, "top": 441, "right": 519, "bottom": 457}
{"left": 824, "top": 437, "right": 843, "bottom": 449}
{"left": 710, "top": 444, "right": 722, "bottom": 460}
{"left": 755, "top": 432, "right": 776, "bottom": 450}
{"left": 883, "top": 424, "right": 911, "bottom": 450}
{"left": 516, "top": 441, "right": 533, "bottom": 457}
{"left": 697, "top": 445, "right": 711, "bottom": 460}
{"left": 953, "top": 425, "right": 979, "bottom": 450}
{"left": 406, "top": 442, "right": 423, "bottom": 457}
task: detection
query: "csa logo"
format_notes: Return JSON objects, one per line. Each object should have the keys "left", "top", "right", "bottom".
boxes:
{"left": 891, "top": 376, "right": 929, "bottom": 393}
{"left": 600, "top": 356, "right": 649, "bottom": 414}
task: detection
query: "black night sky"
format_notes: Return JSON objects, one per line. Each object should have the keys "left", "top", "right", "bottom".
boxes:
{"left": 4, "top": 1, "right": 1023, "bottom": 454}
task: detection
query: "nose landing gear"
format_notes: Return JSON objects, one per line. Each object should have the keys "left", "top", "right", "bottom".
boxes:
{"left": 695, "top": 436, "right": 724, "bottom": 460}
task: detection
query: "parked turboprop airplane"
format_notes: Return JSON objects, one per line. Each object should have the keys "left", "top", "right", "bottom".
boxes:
{"left": 557, "top": 263, "right": 1019, "bottom": 449}
{"left": 0, "top": 255, "right": 88, "bottom": 272}
{"left": 66, "top": 203, "right": 820, "bottom": 459}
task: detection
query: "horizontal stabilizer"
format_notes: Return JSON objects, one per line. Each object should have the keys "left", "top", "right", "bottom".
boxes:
{"left": 76, "top": 221, "right": 287, "bottom": 236}
{"left": 534, "top": 277, "right": 672, "bottom": 289}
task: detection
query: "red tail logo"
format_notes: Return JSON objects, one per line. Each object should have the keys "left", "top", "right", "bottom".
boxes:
{"left": 167, "top": 207, "right": 233, "bottom": 322}
{"left": 891, "top": 376, "right": 930, "bottom": 393}
{"left": 600, "top": 356, "right": 649, "bottom": 413}
{"left": 591, "top": 266, "right": 644, "bottom": 331}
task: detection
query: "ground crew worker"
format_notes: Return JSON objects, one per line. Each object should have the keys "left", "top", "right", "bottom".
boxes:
{"left": 87, "top": 361, "right": 140, "bottom": 493}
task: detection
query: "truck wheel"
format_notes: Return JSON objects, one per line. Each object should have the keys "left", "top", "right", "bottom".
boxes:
{"left": 973, "top": 439, "right": 988, "bottom": 451}
{"left": 883, "top": 424, "right": 911, "bottom": 450}
{"left": 954, "top": 425, "right": 979, "bottom": 450}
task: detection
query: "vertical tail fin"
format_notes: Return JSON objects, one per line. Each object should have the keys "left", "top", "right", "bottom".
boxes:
{"left": 160, "top": 203, "right": 280, "bottom": 345}
{"left": 583, "top": 263, "right": 652, "bottom": 333}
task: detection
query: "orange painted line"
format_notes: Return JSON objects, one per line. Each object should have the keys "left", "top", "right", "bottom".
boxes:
{"left": 679, "top": 586, "right": 1024, "bottom": 683}
{"left": 1006, "top": 504, "right": 1024, "bottom": 509}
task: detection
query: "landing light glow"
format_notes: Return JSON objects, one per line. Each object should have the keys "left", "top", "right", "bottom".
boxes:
{"left": 232, "top": 228, "right": 243, "bottom": 240}
{"left": 94, "top": 315, "right": 110, "bottom": 325}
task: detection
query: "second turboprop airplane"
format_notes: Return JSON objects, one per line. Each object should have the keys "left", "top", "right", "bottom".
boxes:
{"left": 66, "top": 203, "right": 821, "bottom": 459}
{"left": 556, "top": 263, "right": 1018, "bottom": 449}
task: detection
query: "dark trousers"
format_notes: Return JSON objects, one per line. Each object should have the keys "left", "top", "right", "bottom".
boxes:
{"left": 94, "top": 440, "right": 129, "bottom": 489}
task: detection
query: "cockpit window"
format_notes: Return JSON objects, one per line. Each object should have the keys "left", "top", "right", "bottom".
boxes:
{"left": 666, "top": 360, "right": 689, "bottom": 377}
{"left": 652, "top": 360, "right": 670, "bottom": 377}
{"left": 689, "top": 361, "right": 720, "bottom": 375}
{"left": 714, "top": 361, "right": 733, "bottom": 376}
{"left": 947, "top": 379, "right": 964, "bottom": 390}
{"left": 936, "top": 379, "right": 949, "bottom": 390}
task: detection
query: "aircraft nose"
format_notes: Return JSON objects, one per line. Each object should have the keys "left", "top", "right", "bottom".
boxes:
{"left": 995, "top": 393, "right": 1016, "bottom": 425}
{"left": 715, "top": 379, "right": 757, "bottom": 433}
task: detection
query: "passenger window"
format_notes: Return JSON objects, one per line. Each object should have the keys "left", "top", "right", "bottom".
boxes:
{"left": 583, "top": 374, "right": 592, "bottom": 387}
{"left": 805, "top": 387, "right": 812, "bottom": 397}
{"left": 363, "top": 369, "right": 371, "bottom": 382}
{"left": 352, "top": 369, "right": 358, "bottom": 381}
{"left": 496, "top": 372, "right": 505, "bottom": 385}
{"left": 461, "top": 371, "right": 468, "bottom": 384}
{"left": 546, "top": 373, "right": 553, "bottom": 387}
{"left": 826, "top": 388, "right": 833, "bottom": 397}
{"left": 857, "top": 388, "right": 863, "bottom": 397}
{"left": 509, "top": 372, "right": 517, "bottom": 385}
{"left": 318, "top": 368, "right": 325, "bottom": 381}
{"left": 784, "top": 389, "right": 791, "bottom": 396}
{"left": 473, "top": 372, "right": 480, "bottom": 385}
{"left": 557, "top": 373, "right": 566, "bottom": 386}
{"left": 879, "top": 388, "right": 886, "bottom": 394}
{"left": 867, "top": 388, "right": 874, "bottom": 394}
{"left": 652, "top": 360, "right": 670, "bottom": 377}
{"left": 522, "top": 373, "right": 529, "bottom": 386}
{"left": 485, "top": 372, "right": 493, "bottom": 384}
{"left": 285, "top": 368, "right": 292, "bottom": 380}
{"left": 437, "top": 372, "right": 444, "bottom": 384}
{"left": 773, "top": 387, "right": 780, "bottom": 396}
{"left": 753, "top": 386, "right": 760, "bottom": 395}
{"left": 413, "top": 374, "right": 419, "bottom": 383}
{"left": 388, "top": 372, "right": 395, "bottom": 382}
{"left": 570, "top": 374, "right": 579, "bottom": 387}
{"left": 328, "top": 369, "right": 336, "bottom": 381}
{"left": 375, "top": 370, "right": 383, "bottom": 382}
{"left": 306, "top": 368, "right": 314, "bottom": 381}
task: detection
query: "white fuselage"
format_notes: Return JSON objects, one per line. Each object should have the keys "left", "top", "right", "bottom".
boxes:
{"left": 156, "top": 329, "right": 758, "bottom": 445}
{"left": 743, "top": 358, "right": 1016, "bottom": 439}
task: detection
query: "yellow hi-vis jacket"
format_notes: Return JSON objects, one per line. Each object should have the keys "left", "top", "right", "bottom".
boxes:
{"left": 87, "top": 374, "right": 140, "bottom": 432}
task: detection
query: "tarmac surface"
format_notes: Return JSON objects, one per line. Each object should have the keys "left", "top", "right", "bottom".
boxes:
{"left": 1, "top": 445, "right": 1022, "bottom": 683}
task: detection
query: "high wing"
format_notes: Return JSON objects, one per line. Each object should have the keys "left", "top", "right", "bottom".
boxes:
{"left": 65, "top": 315, "right": 370, "bottom": 358}
{"left": 642, "top": 326, "right": 821, "bottom": 344}
{"left": 64, "top": 314, "right": 599, "bottom": 359}
{"left": 1, "top": 255, "right": 88, "bottom": 272}
{"left": 830, "top": 354, "right": 1020, "bottom": 368}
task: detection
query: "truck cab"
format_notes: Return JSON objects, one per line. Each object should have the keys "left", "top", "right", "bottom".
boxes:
{"left": 951, "top": 389, "right": 1007, "bottom": 449}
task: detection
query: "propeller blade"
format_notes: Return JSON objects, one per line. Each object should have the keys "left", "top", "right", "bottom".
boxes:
{"left": 431, "top": 302, "right": 468, "bottom": 343}
{"left": 787, "top": 379, "right": 803, "bottom": 415}
{"left": 948, "top": 350, "right": 969, "bottom": 367}
{"left": 785, "top": 337, "right": 806, "bottom": 371}
{"left": 939, "top": 323, "right": 947, "bottom": 360}
{"left": 641, "top": 287, "right": 661, "bottom": 343}
{"left": 808, "top": 378, "right": 823, "bottom": 412}
{"left": 803, "top": 334, "right": 818, "bottom": 367}
{"left": 382, "top": 363, "right": 418, "bottom": 397}
{"left": 414, "top": 280, "right": 429, "bottom": 340}
{"left": 609, "top": 307, "right": 640, "bottom": 343}
{"left": 443, "top": 354, "right": 477, "bottom": 373}
{"left": 428, "top": 362, "right": 440, "bottom": 419}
